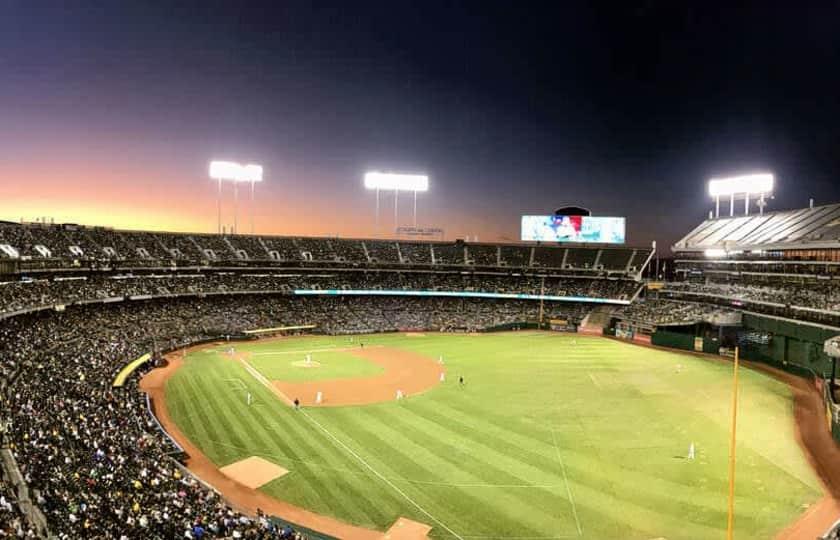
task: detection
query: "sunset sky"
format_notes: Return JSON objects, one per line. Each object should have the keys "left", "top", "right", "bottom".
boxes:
{"left": 2, "top": 2, "right": 840, "bottom": 247}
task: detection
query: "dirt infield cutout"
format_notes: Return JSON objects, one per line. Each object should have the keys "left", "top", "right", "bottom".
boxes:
{"left": 220, "top": 456, "right": 289, "bottom": 489}
{"left": 273, "top": 346, "right": 444, "bottom": 407}
{"left": 383, "top": 517, "right": 432, "bottom": 540}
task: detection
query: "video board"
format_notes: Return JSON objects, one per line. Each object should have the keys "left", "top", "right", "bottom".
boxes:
{"left": 520, "top": 215, "right": 626, "bottom": 244}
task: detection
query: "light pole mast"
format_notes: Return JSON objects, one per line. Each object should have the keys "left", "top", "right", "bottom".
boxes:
{"left": 209, "top": 161, "right": 264, "bottom": 236}
{"left": 364, "top": 171, "right": 429, "bottom": 238}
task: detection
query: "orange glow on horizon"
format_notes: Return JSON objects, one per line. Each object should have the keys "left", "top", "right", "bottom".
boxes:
{"left": 0, "top": 160, "right": 512, "bottom": 241}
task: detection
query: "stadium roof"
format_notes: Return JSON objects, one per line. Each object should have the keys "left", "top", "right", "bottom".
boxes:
{"left": 673, "top": 202, "right": 840, "bottom": 252}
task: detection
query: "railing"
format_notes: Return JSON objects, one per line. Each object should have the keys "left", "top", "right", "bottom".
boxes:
{"left": 0, "top": 448, "right": 51, "bottom": 538}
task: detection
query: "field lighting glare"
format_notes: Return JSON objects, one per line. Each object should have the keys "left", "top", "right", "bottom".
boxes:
{"left": 708, "top": 173, "right": 774, "bottom": 218}
{"left": 364, "top": 171, "right": 430, "bottom": 234}
{"left": 209, "top": 161, "right": 263, "bottom": 182}
{"left": 708, "top": 173, "right": 774, "bottom": 197}
{"left": 364, "top": 171, "right": 429, "bottom": 192}
{"left": 208, "top": 160, "right": 264, "bottom": 235}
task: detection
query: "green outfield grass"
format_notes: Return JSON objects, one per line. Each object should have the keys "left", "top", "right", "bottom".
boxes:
{"left": 165, "top": 332, "right": 822, "bottom": 540}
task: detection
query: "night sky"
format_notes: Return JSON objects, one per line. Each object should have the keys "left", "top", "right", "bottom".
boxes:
{"left": 2, "top": 1, "right": 840, "bottom": 248}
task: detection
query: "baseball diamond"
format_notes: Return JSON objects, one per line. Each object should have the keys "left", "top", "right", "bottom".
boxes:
{"left": 154, "top": 332, "right": 823, "bottom": 539}
{"left": 6, "top": 10, "right": 840, "bottom": 538}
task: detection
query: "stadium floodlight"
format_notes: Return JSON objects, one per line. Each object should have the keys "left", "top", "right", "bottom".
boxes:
{"left": 209, "top": 160, "right": 242, "bottom": 181}
{"left": 708, "top": 173, "right": 774, "bottom": 218}
{"left": 364, "top": 171, "right": 429, "bottom": 192}
{"left": 240, "top": 164, "right": 263, "bottom": 183}
{"left": 708, "top": 173, "right": 774, "bottom": 197}
{"left": 209, "top": 160, "right": 264, "bottom": 234}
{"left": 364, "top": 171, "right": 430, "bottom": 234}
{"left": 209, "top": 161, "right": 263, "bottom": 182}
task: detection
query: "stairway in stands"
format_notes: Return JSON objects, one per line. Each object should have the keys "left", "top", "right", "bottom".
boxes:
{"left": 579, "top": 306, "right": 617, "bottom": 335}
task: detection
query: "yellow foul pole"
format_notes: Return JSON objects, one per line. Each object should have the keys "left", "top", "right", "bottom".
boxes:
{"left": 726, "top": 346, "right": 740, "bottom": 540}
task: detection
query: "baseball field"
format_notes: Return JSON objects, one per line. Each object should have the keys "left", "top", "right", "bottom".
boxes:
{"left": 161, "top": 332, "right": 823, "bottom": 539}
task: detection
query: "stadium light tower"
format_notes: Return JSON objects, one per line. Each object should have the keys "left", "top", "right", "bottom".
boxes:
{"left": 209, "top": 161, "right": 263, "bottom": 234}
{"left": 364, "top": 171, "right": 429, "bottom": 236}
{"left": 708, "top": 173, "right": 774, "bottom": 218}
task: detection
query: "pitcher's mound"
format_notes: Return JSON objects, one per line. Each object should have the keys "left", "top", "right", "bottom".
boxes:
{"left": 219, "top": 456, "right": 288, "bottom": 489}
{"left": 404, "top": 333, "right": 426, "bottom": 337}
{"left": 384, "top": 517, "right": 432, "bottom": 539}
{"left": 291, "top": 360, "right": 322, "bottom": 368}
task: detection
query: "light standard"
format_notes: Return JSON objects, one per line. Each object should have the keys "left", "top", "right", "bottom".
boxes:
{"left": 209, "top": 161, "right": 264, "bottom": 234}
{"left": 364, "top": 171, "right": 429, "bottom": 236}
{"left": 708, "top": 173, "right": 774, "bottom": 218}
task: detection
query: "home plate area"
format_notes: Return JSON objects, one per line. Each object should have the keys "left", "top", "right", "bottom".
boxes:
{"left": 219, "top": 456, "right": 289, "bottom": 489}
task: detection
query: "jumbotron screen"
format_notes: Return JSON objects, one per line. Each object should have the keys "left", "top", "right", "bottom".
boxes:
{"left": 521, "top": 215, "right": 626, "bottom": 243}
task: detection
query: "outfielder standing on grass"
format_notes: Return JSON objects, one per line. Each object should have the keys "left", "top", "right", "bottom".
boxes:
{"left": 459, "top": 376, "right": 465, "bottom": 387}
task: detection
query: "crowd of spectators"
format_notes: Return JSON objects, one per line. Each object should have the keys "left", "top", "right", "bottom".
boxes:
{"left": 616, "top": 298, "right": 737, "bottom": 326}
{"left": 665, "top": 280, "right": 840, "bottom": 313}
{"left": 311, "top": 296, "right": 592, "bottom": 334}
{"left": 0, "top": 272, "right": 642, "bottom": 318}
{"left": 0, "top": 293, "right": 593, "bottom": 538}
{"left": 0, "top": 222, "right": 648, "bottom": 273}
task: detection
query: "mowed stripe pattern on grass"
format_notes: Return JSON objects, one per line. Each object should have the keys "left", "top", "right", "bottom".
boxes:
{"left": 165, "top": 333, "right": 822, "bottom": 540}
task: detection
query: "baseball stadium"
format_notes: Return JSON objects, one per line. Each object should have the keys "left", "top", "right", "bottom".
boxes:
{"left": 2, "top": 188, "right": 840, "bottom": 540}
{"left": 5, "top": 4, "right": 840, "bottom": 540}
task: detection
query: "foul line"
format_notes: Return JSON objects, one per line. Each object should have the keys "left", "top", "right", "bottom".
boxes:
{"left": 238, "top": 355, "right": 464, "bottom": 539}
{"left": 464, "top": 534, "right": 576, "bottom": 540}
{"left": 239, "top": 357, "right": 294, "bottom": 406}
{"left": 551, "top": 429, "right": 583, "bottom": 537}
{"left": 202, "top": 437, "right": 564, "bottom": 489}
{"left": 300, "top": 409, "right": 465, "bottom": 540}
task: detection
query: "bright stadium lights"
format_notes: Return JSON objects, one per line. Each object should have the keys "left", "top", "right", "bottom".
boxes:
{"left": 364, "top": 171, "right": 430, "bottom": 235}
{"left": 708, "top": 173, "right": 774, "bottom": 218}
{"left": 209, "top": 161, "right": 263, "bottom": 182}
{"left": 209, "top": 160, "right": 264, "bottom": 234}
{"left": 708, "top": 173, "right": 774, "bottom": 197}
{"left": 209, "top": 160, "right": 240, "bottom": 181}
{"left": 364, "top": 171, "right": 429, "bottom": 192}
{"left": 241, "top": 164, "right": 263, "bottom": 183}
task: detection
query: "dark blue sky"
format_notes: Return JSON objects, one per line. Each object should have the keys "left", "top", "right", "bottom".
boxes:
{"left": 2, "top": 1, "right": 839, "bottom": 247}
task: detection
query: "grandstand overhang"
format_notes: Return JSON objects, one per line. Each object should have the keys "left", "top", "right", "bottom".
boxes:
{"left": 672, "top": 201, "right": 840, "bottom": 253}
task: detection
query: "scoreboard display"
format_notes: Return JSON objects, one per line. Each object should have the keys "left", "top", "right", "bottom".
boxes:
{"left": 521, "top": 215, "right": 626, "bottom": 244}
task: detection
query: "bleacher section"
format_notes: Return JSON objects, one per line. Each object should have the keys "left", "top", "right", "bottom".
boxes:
{"left": 466, "top": 244, "right": 498, "bottom": 266}
{"left": 0, "top": 222, "right": 651, "bottom": 278}
{"left": 617, "top": 298, "right": 740, "bottom": 327}
{"left": 364, "top": 240, "right": 400, "bottom": 264}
